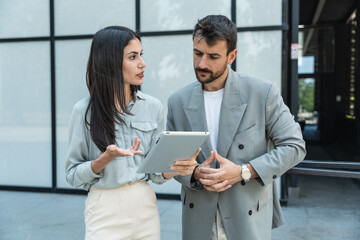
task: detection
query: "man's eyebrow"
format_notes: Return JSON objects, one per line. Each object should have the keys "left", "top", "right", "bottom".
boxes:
{"left": 209, "top": 53, "right": 221, "bottom": 57}
{"left": 193, "top": 48, "right": 221, "bottom": 57}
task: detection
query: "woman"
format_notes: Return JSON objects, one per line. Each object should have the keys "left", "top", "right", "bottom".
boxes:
{"left": 65, "top": 26, "right": 198, "bottom": 240}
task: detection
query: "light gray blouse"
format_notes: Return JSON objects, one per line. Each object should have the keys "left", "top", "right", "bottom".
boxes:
{"left": 65, "top": 91, "right": 167, "bottom": 191}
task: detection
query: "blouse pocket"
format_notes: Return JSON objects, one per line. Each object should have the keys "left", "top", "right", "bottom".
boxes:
{"left": 131, "top": 121, "right": 158, "bottom": 154}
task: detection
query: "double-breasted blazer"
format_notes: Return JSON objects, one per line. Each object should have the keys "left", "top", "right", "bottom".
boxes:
{"left": 166, "top": 67, "right": 306, "bottom": 240}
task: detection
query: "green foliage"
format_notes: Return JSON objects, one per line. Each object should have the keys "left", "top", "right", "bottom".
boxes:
{"left": 298, "top": 78, "right": 315, "bottom": 112}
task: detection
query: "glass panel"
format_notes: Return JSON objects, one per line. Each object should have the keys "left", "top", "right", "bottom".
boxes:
{"left": 236, "top": 31, "right": 282, "bottom": 88}
{"left": 0, "top": 42, "right": 51, "bottom": 187}
{"left": 0, "top": 0, "right": 49, "bottom": 38}
{"left": 236, "top": 0, "right": 282, "bottom": 27}
{"left": 298, "top": 56, "right": 315, "bottom": 74}
{"left": 141, "top": 35, "right": 195, "bottom": 194}
{"left": 297, "top": 78, "right": 319, "bottom": 141}
{"left": 55, "top": 0, "right": 135, "bottom": 36}
{"left": 55, "top": 40, "right": 91, "bottom": 188}
{"left": 141, "top": 0, "right": 231, "bottom": 31}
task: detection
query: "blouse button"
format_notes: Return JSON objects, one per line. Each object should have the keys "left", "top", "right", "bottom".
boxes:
{"left": 239, "top": 144, "right": 244, "bottom": 150}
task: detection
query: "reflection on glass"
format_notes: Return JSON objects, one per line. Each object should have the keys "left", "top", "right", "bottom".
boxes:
{"left": 0, "top": 42, "right": 51, "bottom": 187}
{"left": 141, "top": 0, "right": 231, "bottom": 31}
{"left": 236, "top": 31, "right": 282, "bottom": 87}
{"left": 0, "top": 0, "right": 49, "bottom": 38}
{"left": 55, "top": 40, "right": 91, "bottom": 188}
{"left": 236, "top": 0, "right": 282, "bottom": 27}
{"left": 141, "top": 35, "right": 195, "bottom": 194}
{"left": 55, "top": 0, "right": 135, "bottom": 36}
{"left": 141, "top": 35, "right": 195, "bottom": 111}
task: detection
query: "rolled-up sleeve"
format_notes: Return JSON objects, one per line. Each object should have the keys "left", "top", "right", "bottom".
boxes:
{"left": 65, "top": 105, "right": 103, "bottom": 190}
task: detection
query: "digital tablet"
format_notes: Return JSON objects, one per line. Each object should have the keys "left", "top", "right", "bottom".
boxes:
{"left": 136, "top": 131, "right": 210, "bottom": 173}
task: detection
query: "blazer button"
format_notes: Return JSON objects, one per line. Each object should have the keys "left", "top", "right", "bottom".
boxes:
{"left": 238, "top": 144, "right": 244, "bottom": 150}
{"left": 273, "top": 175, "right": 277, "bottom": 179}
{"left": 189, "top": 203, "right": 194, "bottom": 208}
{"left": 241, "top": 180, "right": 245, "bottom": 185}
{"left": 248, "top": 210, "right": 252, "bottom": 215}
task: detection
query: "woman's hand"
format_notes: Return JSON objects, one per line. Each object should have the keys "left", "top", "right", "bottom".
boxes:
{"left": 105, "top": 136, "right": 143, "bottom": 158}
{"left": 91, "top": 137, "right": 142, "bottom": 174}
{"left": 162, "top": 148, "right": 201, "bottom": 179}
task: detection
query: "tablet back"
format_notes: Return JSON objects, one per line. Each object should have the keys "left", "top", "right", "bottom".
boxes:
{"left": 137, "top": 131, "right": 210, "bottom": 173}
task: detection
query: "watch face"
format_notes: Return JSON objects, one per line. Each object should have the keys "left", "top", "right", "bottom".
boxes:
{"left": 242, "top": 170, "right": 251, "bottom": 179}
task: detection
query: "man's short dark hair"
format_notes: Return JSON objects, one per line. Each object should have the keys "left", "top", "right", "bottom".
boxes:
{"left": 193, "top": 15, "right": 237, "bottom": 54}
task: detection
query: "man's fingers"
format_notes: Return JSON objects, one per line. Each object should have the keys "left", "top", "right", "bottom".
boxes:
{"left": 199, "top": 178, "right": 220, "bottom": 186}
{"left": 170, "top": 165, "right": 195, "bottom": 171}
{"left": 203, "top": 180, "right": 232, "bottom": 192}
{"left": 191, "top": 147, "right": 201, "bottom": 160}
{"left": 213, "top": 150, "right": 225, "bottom": 164}
{"left": 199, "top": 167, "right": 224, "bottom": 175}
{"left": 174, "top": 159, "right": 197, "bottom": 166}
{"left": 203, "top": 151, "right": 215, "bottom": 165}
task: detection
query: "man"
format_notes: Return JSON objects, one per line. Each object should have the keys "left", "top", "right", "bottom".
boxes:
{"left": 167, "top": 15, "right": 306, "bottom": 240}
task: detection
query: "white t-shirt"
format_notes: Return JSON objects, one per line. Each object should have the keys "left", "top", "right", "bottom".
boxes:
{"left": 203, "top": 88, "right": 224, "bottom": 151}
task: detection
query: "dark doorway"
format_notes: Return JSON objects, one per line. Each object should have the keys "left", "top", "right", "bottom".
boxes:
{"left": 298, "top": 0, "right": 360, "bottom": 162}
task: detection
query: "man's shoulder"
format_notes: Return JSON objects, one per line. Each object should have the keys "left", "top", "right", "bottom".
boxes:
{"left": 168, "top": 81, "right": 199, "bottom": 102}
{"left": 234, "top": 72, "right": 274, "bottom": 90}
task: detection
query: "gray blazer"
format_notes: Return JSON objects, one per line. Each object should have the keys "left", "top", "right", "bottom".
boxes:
{"left": 166, "top": 67, "right": 306, "bottom": 240}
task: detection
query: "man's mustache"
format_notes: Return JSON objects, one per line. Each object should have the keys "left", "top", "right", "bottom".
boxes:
{"left": 195, "top": 68, "right": 212, "bottom": 74}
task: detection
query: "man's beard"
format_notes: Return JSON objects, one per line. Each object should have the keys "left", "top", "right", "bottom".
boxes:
{"left": 194, "top": 62, "right": 227, "bottom": 85}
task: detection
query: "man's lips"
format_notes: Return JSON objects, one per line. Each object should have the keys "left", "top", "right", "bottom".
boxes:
{"left": 196, "top": 69, "right": 212, "bottom": 75}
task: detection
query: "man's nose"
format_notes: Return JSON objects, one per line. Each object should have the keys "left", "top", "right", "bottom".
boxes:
{"left": 198, "top": 56, "right": 209, "bottom": 69}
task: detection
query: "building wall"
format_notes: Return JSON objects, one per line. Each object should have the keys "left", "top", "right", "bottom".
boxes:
{"left": 0, "top": 0, "right": 285, "bottom": 194}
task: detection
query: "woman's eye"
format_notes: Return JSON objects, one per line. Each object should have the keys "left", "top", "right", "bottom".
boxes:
{"left": 129, "top": 55, "right": 136, "bottom": 60}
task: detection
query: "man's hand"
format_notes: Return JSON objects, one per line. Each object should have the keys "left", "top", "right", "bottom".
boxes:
{"left": 198, "top": 150, "right": 242, "bottom": 192}
{"left": 214, "top": 150, "right": 242, "bottom": 185}
{"left": 193, "top": 151, "right": 231, "bottom": 192}
{"left": 162, "top": 148, "right": 201, "bottom": 179}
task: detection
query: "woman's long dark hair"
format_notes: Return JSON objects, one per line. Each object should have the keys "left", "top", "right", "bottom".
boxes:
{"left": 85, "top": 26, "right": 140, "bottom": 152}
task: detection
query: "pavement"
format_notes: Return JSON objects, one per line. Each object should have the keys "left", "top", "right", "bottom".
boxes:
{"left": 0, "top": 174, "right": 359, "bottom": 240}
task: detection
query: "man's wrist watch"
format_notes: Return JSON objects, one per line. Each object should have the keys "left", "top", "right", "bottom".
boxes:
{"left": 241, "top": 164, "right": 251, "bottom": 182}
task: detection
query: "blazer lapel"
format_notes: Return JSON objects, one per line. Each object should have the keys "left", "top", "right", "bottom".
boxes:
{"left": 217, "top": 67, "right": 247, "bottom": 160}
{"left": 183, "top": 83, "right": 213, "bottom": 163}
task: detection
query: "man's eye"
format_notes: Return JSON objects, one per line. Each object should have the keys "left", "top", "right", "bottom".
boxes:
{"left": 194, "top": 52, "right": 202, "bottom": 56}
{"left": 210, "top": 56, "right": 218, "bottom": 60}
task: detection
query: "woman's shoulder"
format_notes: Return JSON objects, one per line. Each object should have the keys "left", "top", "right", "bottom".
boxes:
{"left": 72, "top": 97, "right": 90, "bottom": 114}
{"left": 136, "top": 91, "right": 162, "bottom": 107}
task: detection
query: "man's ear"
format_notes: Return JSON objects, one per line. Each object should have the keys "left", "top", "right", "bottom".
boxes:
{"left": 227, "top": 49, "right": 238, "bottom": 65}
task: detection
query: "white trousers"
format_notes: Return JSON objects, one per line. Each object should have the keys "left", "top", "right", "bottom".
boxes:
{"left": 84, "top": 181, "right": 160, "bottom": 240}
